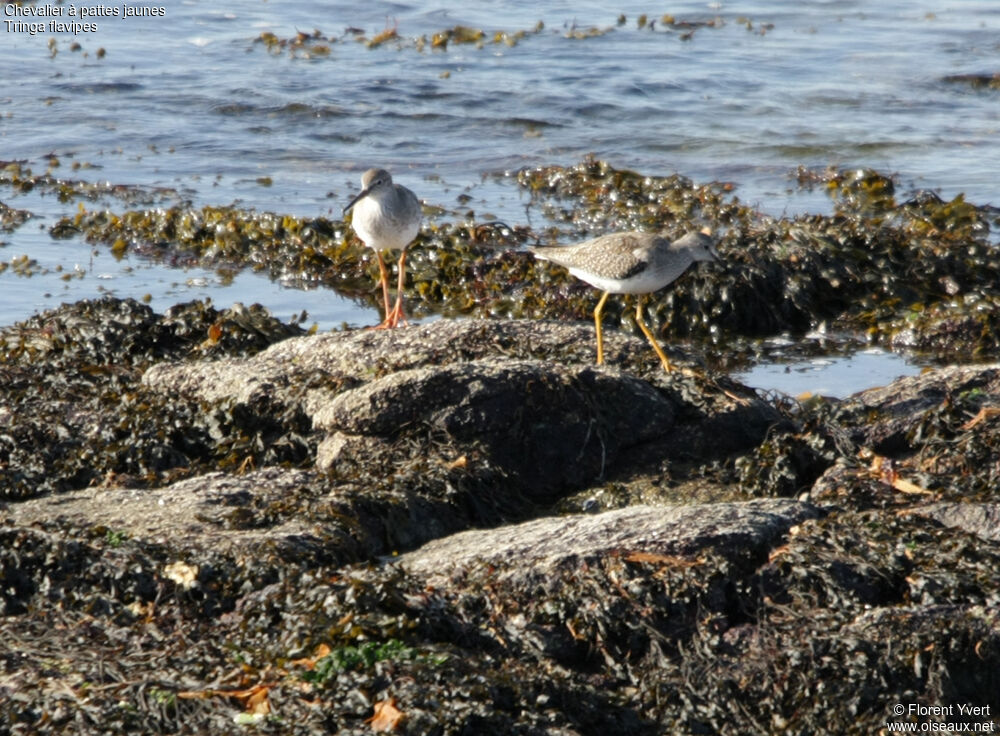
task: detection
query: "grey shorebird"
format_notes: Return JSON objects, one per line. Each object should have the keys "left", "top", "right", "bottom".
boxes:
{"left": 344, "top": 168, "right": 422, "bottom": 329}
{"left": 529, "top": 230, "right": 718, "bottom": 372}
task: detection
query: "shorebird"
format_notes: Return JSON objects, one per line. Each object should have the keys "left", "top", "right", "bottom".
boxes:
{"left": 529, "top": 230, "right": 718, "bottom": 372}
{"left": 344, "top": 168, "right": 422, "bottom": 329}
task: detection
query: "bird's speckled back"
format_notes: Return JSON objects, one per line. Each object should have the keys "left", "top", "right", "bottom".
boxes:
{"left": 529, "top": 230, "right": 717, "bottom": 295}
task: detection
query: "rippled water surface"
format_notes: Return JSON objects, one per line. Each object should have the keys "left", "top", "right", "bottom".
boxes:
{"left": 2, "top": 1, "right": 998, "bottom": 392}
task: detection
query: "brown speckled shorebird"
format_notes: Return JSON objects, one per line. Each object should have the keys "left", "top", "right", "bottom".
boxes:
{"left": 529, "top": 230, "right": 718, "bottom": 371}
{"left": 344, "top": 168, "right": 422, "bottom": 329}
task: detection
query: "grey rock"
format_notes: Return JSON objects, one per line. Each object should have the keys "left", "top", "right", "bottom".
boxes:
{"left": 912, "top": 502, "right": 1000, "bottom": 543}
{"left": 315, "top": 358, "right": 676, "bottom": 495}
{"left": 402, "top": 498, "right": 822, "bottom": 587}
{"left": 141, "top": 318, "right": 648, "bottom": 413}
{"left": 2, "top": 468, "right": 367, "bottom": 564}
{"left": 144, "top": 319, "right": 775, "bottom": 499}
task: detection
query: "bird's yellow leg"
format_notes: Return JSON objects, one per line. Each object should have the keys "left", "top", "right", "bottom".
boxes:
{"left": 635, "top": 297, "right": 676, "bottom": 373}
{"left": 372, "top": 251, "right": 398, "bottom": 329}
{"left": 593, "top": 291, "right": 611, "bottom": 365}
{"left": 376, "top": 251, "right": 392, "bottom": 318}
{"left": 386, "top": 249, "right": 410, "bottom": 328}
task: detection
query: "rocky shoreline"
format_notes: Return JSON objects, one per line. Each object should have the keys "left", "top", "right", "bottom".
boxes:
{"left": 3, "top": 158, "right": 1000, "bottom": 733}
{"left": 2, "top": 298, "right": 999, "bottom": 734}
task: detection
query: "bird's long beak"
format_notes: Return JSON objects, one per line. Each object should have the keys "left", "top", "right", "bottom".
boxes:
{"left": 343, "top": 186, "right": 371, "bottom": 215}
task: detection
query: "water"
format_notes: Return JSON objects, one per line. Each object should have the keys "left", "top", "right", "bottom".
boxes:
{"left": 734, "top": 348, "right": 924, "bottom": 399}
{"left": 2, "top": 1, "right": 998, "bottom": 391}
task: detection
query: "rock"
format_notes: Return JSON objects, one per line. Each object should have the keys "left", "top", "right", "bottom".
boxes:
{"left": 141, "top": 319, "right": 634, "bottom": 411}
{"left": 6, "top": 299, "right": 1000, "bottom": 735}
{"left": 833, "top": 363, "right": 1000, "bottom": 455}
{"left": 145, "top": 318, "right": 777, "bottom": 500}
{"left": 392, "top": 499, "right": 824, "bottom": 697}
{"left": 1, "top": 468, "right": 368, "bottom": 566}
{"left": 402, "top": 498, "right": 823, "bottom": 586}
{"left": 911, "top": 502, "right": 1000, "bottom": 543}
{"left": 315, "top": 430, "right": 378, "bottom": 470}
{"left": 0, "top": 297, "right": 306, "bottom": 499}
{"left": 0, "top": 463, "right": 491, "bottom": 569}
{"left": 2, "top": 313, "right": 785, "bottom": 582}
{"left": 811, "top": 363, "right": 1000, "bottom": 507}
{"left": 314, "top": 358, "right": 676, "bottom": 496}
{"left": 808, "top": 458, "right": 911, "bottom": 509}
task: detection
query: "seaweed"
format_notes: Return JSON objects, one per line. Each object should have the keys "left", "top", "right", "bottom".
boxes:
{"left": 0, "top": 297, "right": 306, "bottom": 498}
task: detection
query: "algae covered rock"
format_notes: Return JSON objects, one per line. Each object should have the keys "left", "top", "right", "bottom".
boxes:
{"left": 313, "top": 358, "right": 676, "bottom": 497}
{"left": 913, "top": 502, "right": 1000, "bottom": 543}
{"left": 0, "top": 297, "right": 306, "bottom": 499}
{"left": 4, "top": 468, "right": 371, "bottom": 567}
{"left": 4, "top": 296, "right": 1000, "bottom": 734}
{"left": 145, "top": 318, "right": 774, "bottom": 503}
{"left": 810, "top": 363, "right": 1000, "bottom": 505}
